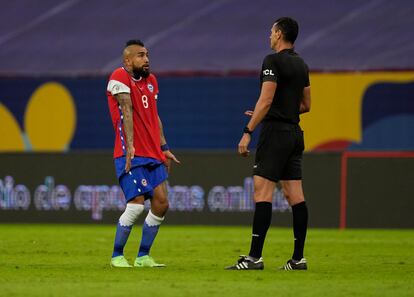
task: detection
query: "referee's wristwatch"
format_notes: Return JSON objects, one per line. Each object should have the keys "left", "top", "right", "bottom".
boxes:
{"left": 243, "top": 126, "right": 253, "bottom": 135}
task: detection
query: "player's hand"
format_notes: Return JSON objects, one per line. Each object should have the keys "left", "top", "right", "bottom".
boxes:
{"left": 125, "top": 146, "right": 135, "bottom": 172}
{"left": 244, "top": 110, "right": 254, "bottom": 117}
{"left": 163, "top": 150, "right": 181, "bottom": 173}
{"left": 238, "top": 133, "right": 251, "bottom": 157}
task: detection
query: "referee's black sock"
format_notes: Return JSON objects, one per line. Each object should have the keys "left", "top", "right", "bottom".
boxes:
{"left": 292, "top": 201, "right": 308, "bottom": 261}
{"left": 248, "top": 201, "right": 272, "bottom": 259}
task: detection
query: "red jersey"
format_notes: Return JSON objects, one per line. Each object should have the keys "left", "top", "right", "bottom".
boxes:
{"left": 106, "top": 67, "right": 166, "bottom": 162}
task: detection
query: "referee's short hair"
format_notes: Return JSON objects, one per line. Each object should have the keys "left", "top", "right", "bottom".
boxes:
{"left": 274, "top": 17, "right": 299, "bottom": 44}
{"left": 125, "top": 39, "right": 145, "bottom": 47}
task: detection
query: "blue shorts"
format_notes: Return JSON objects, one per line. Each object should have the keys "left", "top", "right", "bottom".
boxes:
{"left": 115, "top": 157, "right": 168, "bottom": 202}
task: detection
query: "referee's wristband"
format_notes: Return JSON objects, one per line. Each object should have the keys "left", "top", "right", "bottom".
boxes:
{"left": 243, "top": 126, "right": 253, "bottom": 135}
{"left": 161, "top": 144, "right": 170, "bottom": 151}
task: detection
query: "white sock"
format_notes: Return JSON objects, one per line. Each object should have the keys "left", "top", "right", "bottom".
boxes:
{"left": 145, "top": 210, "right": 164, "bottom": 227}
{"left": 119, "top": 203, "right": 144, "bottom": 226}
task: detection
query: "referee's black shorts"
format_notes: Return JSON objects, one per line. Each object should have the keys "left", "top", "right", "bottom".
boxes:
{"left": 253, "top": 120, "right": 304, "bottom": 182}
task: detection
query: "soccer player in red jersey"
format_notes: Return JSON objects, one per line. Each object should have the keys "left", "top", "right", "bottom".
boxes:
{"left": 107, "top": 40, "right": 179, "bottom": 268}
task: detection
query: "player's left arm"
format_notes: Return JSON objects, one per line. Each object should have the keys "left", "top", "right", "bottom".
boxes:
{"left": 158, "top": 116, "right": 180, "bottom": 170}
{"left": 152, "top": 75, "right": 180, "bottom": 167}
{"left": 159, "top": 115, "right": 167, "bottom": 147}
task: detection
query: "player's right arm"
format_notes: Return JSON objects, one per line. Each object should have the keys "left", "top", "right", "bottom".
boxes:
{"left": 107, "top": 69, "right": 134, "bottom": 172}
{"left": 115, "top": 93, "right": 134, "bottom": 172}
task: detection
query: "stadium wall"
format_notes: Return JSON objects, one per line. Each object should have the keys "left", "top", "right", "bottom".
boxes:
{"left": 1, "top": 72, "right": 414, "bottom": 152}
{"left": 1, "top": 72, "right": 413, "bottom": 227}
{"left": 0, "top": 152, "right": 413, "bottom": 228}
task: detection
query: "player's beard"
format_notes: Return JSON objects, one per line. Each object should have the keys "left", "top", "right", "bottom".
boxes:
{"left": 132, "top": 66, "right": 150, "bottom": 79}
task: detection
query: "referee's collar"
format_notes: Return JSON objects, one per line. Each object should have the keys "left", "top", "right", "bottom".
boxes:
{"left": 278, "top": 48, "right": 295, "bottom": 54}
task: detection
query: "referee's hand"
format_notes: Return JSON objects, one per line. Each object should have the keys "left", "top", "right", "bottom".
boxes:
{"left": 244, "top": 110, "right": 254, "bottom": 117}
{"left": 238, "top": 133, "right": 251, "bottom": 157}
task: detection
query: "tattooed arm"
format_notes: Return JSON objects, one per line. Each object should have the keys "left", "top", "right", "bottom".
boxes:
{"left": 115, "top": 93, "right": 134, "bottom": 172}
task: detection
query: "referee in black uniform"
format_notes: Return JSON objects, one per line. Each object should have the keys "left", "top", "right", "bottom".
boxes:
{"left": 226, "top": 17, "right": 311, "bottom": 270}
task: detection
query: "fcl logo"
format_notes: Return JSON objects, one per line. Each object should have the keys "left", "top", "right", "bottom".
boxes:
{"left": 263, "top": 69, "right": 274, "bottom": 76}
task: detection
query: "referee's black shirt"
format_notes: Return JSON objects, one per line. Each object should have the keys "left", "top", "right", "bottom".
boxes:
{"left": 260, "top": 48, "right": 310, "bottom": 124}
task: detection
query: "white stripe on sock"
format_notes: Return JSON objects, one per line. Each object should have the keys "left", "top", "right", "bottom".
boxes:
{"left": 119, "top": 203, "right": 144, "bottom": 226}
{"left": 145, "top": 210, "right": 164, "bottom": 227}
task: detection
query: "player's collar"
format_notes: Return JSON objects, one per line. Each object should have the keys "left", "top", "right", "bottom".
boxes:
{"left": 122, "top": 67, "right": 143, "bottom": 81}
{"left": 131, "top": 76, "right": 142, "bottom": 82}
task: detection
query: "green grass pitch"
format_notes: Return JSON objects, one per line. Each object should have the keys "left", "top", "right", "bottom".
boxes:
{"left": 0, "top": 224, "right": 413, "bottom": 297}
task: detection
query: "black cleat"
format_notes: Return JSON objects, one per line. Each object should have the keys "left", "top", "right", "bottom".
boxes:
{"left": 280, "top": 258, "right": 307, "bottom": 270}
{"left": 225, "top": 255, "right": 264, "bottom": 270}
